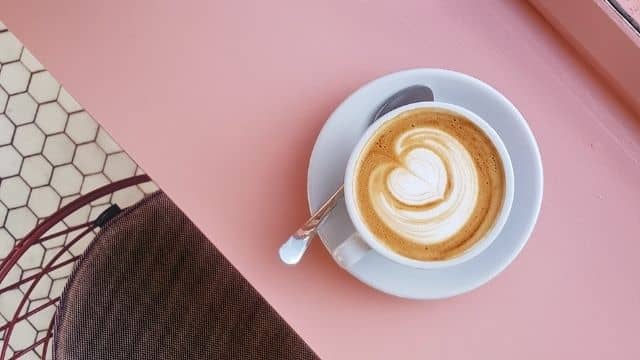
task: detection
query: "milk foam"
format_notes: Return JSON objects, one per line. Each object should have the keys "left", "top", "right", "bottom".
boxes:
{"left": 370, "top": 128, "right": 479, "bottom": 245}
{"left": 386, "top": 148, "right": 447, "bottom": 206}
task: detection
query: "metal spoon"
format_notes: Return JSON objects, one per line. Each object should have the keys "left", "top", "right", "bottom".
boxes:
{"left": 279, "top": 85, "right": 434, "bottom": 265}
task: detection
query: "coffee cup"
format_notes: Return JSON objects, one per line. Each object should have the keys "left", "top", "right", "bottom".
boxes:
{"left": 334, "top": 101, "right": 514, "bottom": 269}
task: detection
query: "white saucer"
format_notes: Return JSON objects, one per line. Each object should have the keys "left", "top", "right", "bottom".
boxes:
{"left": 308, "top": 68, "right": 543, "bottom": 299}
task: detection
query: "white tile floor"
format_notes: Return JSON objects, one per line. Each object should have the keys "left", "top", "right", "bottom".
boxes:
{"left": 0, "top": 25, "right": 158, "bottom": 359}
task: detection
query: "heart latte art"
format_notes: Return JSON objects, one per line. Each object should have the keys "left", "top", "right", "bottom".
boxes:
{"left": 354, "top": 108, "right": 506, "bottom": 261}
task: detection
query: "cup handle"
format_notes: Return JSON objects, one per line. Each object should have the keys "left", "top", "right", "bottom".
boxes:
{"left": 332, "top": 233, "right": 372, "bottom": 268}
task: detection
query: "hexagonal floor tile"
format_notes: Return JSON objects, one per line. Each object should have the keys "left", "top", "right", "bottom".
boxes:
{"left": 42, "top": 244, "right": 61, "bottom": 264}
{"left": 62, "top": 203, "right": 90, "bottom": 227}
{"left": 28, "top": 298, "right": 48, "bottom": 312}
{"left": 20, "top": 155, "right": 53, "bottom": 187}
{"left": 57, "top": 87, "right": 81, "bottom": 113}
{"left": 28, "top": 187, "right": 61, "bottom": 218}
{"left": 5, "top": 206, "right": 37, "bottom": 239}
{"left": 0, "top": 61, "right": 30, "bottom": 94}
{"left": 28, "top": 71, "right": 60, "bottom": 103}
{"left": 80, "top": 173, "right": 110, "bottom": 205}
{"left": 29, "top": 272, "right": 52, "bottom": 300}
{"left": 9, "top": 321, "right": 38, "bottom": 350}
{"left": 0, "top": 228, "right": 14, "bottom": 259}
{"left": 111, "top": 186, "right": 144, "bottom": 208}
{"left": 0, "top": 176, "right": 30, "bottom": 208}
{"left": 0, "top": 114, "right": 15, "bottom": 145}
{"left": 66, "top": 111, "right": 98, "bottom": 144}
{"left": 104, "top": 152, "right": 137, "bottom": 181}
{"left": 35, "top": 102, "right": 67, "bottom": 135}
{"left": 29, "top": 300, "right": 56, "bottom": 331}
{"left": 50, "top": 164, "right": 82, "bottom": 197}
{"left": 20, "top": 48, "right": 44, "bottom": 72}
{"left": 5, "top": 92, "right": 37, "bottom": 125}
{"left": 42, "top": 133, "right": 75, "bottom": 166}
{"left": 73, "top": 143, "right": 106, "bottom": 175}
{"left": 0, "top": 288, "right": 21, "bottom": 319}
{"left": 0, "top": 202, "right": 7, "bottom": 224}
{"left": 20, "top": 267, "right": 40, "bottom": 283}
{"left": 0, "top": 145, "right": 22, "bottom": 177}
{"left": 0, "top": 31, "right": 23, "bottom": 63}
{"left": 1, "top": 264, "right": 22, "bottom": 295}
{"left": 96, "top": 127, "right": 121, "bottom": 154}
{"left": 0, "top": 87, "right": 7, "bottom": 112}
{"left": 59, "top": 194, "right": 79, "bottom": 208}
{"left": 13, "top": 124, "right": 45, "bottom": 156}
{"left": 17, "top": 244, "right": 44, "bottom": 271}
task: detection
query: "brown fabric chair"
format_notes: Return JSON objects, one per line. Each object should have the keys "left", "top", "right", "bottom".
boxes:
{"left": 54, "top": 192, "right": 317, "bottom": 360}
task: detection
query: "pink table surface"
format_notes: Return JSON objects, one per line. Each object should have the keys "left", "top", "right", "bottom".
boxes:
{"left": 4, "top": 1, "right": 640, "bottom": 358}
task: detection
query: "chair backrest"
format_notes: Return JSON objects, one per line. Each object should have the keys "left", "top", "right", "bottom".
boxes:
{"left": 53, "top": 191, "right": 317, "bottom": 360}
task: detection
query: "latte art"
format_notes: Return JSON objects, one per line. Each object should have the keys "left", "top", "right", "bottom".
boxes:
{"left": 374, "top": 127, "right": 479, "bottom": 244}
{"left": 354, "top": 108, "right": 505, "bottom": 261}
{"left": 386, "top": 147, "right": 448, "bottom": 206}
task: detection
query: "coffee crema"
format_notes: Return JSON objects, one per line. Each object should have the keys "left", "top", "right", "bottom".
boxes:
{"left": 354, "top": 108, "right": 505, "bottom": 261}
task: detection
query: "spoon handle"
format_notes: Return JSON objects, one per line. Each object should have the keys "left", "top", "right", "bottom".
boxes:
{"left": 279, "top": 185, "right": 344, "bottom": 265}
{"left": 279, "top": 85, "right": 434, "bottom": 265}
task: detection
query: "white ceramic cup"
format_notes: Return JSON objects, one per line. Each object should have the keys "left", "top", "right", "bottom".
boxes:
{"left": 334, "top": 101, "right": 515, "bottom": 269}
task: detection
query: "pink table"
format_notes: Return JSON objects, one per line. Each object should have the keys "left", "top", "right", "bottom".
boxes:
{"left": 5, "top": 1, "right": 640, "bottom": 358}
